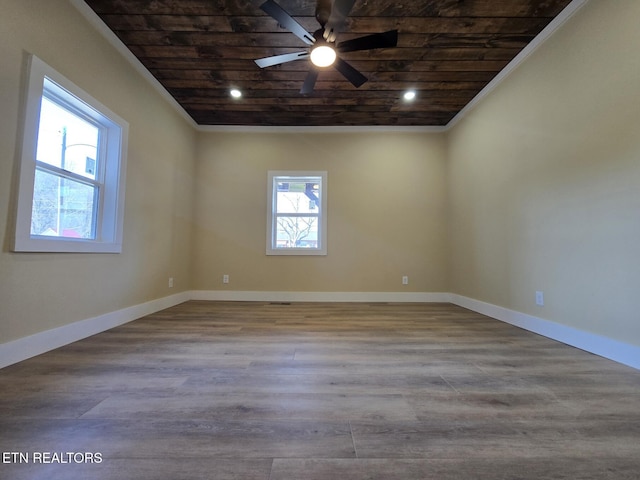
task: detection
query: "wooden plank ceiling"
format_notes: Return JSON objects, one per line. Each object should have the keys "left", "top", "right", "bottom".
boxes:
{"left": 83, "top": 0, "right": 573, "bottom": 127}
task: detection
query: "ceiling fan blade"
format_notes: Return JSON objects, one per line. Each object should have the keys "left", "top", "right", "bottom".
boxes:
{"left": 300, "top": 70, "right": 319, "bottom": 95}
{"left": 260, "top": 0, "right": 315, "bottom": 46}
{"left": 323, "top": 0, "right": 356, "bottom": 42}
{"left": 255, "top": 51, "right": 309, "bottom": 68}
{"left": 337, "top": 30, "right": 398, "bottom": 53}
{"left": 333, "top": 57, "right": 367, "bottom": 88}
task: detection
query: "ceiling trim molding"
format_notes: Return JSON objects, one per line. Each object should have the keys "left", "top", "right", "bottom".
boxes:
{"left": 445, "top": 0, "right": 589, "bottom": 131}
{"left": 70, "top": 0, "right": 587, "bottom": 133}
{"left": 69, "top": 0, "right": 198, "bottom": 129}
{"left": 197, "top": 125, "right": 448, "bottom": 134}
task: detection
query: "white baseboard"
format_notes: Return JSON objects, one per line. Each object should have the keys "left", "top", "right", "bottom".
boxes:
{"left": 450, "top": 294, "right": 640, "bottom": 370}
{"left": 190, "top": 290, "right": 452, "bottom": 303}
{"left": 0, "top": 291, "right": 190, "bottom": 369}
{"left": 2, "top": 290, "right": 638, "bottom": 371}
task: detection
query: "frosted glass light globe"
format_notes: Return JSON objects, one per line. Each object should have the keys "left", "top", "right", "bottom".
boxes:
{"left": 310, "top": 45, "right": 337, "bottom": 67}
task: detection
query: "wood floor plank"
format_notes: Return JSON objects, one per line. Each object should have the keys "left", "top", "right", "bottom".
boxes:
{"left": 81, "top": 392, "right": 418, "bottom": 422}
{"left": 180, "top": 372, "right": 455, "bottom": 395}
{"left": 1, "top": 457, "right": 272, "bottom": 480}
{"left": 405, "top": 391, "right": 573, "bottom": 422}
{"left": 270, "top": 458, "right": 640, "bottom": 480}
{"left": 350, "top": 418, "right": 640, "bottom": 459}
{"left": 0, "top": 418, "right": 355, "bottom": 459}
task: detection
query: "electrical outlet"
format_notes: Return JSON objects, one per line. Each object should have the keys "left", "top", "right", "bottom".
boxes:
{"left": 535, "top": 291, "right": 544, "bottom": 306}
{"left": 402, "top": 276, "right": 409, "bottom": 285}
{"left": 223, "top": 274, "right": 229, "bottom": 284}
{"left": 168, "top": 277, "right": 174, "bottom": 288}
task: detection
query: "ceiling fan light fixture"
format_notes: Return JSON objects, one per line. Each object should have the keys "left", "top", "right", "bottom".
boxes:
{"left": 310, "top": 45, "right": 337, "bottom": 67}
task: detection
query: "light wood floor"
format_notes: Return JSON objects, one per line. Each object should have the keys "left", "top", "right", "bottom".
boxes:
{"left": 1, "top": 301, "right": 639, "bottom": 479}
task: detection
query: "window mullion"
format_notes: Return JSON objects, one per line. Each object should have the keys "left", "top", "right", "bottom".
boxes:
{"left": 274, "top": 212, "right": 320, "bottom": 219}
{"left": 35, "top": 161, "right": 102, "bottom": 188}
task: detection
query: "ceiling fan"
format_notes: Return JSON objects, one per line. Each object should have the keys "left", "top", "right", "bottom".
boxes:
{"left": 254, "top": 0, "right": 398, "bottom": 94}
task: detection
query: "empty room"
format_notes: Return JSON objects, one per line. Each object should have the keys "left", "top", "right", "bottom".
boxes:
{"left": 1, "top": 0, "right": 639, "bottom": 479}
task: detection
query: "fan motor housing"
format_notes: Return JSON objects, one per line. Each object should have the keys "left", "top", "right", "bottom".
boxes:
{"left": 315, "top": 0, "right": 332, "bottom": 26}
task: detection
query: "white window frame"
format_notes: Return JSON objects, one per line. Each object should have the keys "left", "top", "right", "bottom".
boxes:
{"left": 267, "top": 171, "right": 327, "bottom": 256}
{"left": 13, "top": 55, "right": 128, "bottom": 253}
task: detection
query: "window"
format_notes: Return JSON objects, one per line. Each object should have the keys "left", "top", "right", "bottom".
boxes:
{"left": 267, "top": 171, "right": 327, "bottom": 255}
{"left": 13, "top": 55, "right": 128, "bottom": 253}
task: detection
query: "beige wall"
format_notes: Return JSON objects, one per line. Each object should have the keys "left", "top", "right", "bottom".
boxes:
{"left": 0, "top": 0, "right": 196, "bottom": 343}
{"left": 447, "top": 0, "right": 640, "bottom": 346}
{"left": 192, "top": 131, "right": 449, "bottom": 293}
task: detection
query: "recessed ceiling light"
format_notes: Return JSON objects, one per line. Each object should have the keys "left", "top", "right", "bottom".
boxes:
{"left": 230, "top": 89, "right": 242, "bottom": 99}
{"left": 403, "top": 90, "right": 416, "bottom": 101}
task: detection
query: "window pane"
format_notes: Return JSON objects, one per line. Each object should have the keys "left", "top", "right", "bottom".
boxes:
{"left": 31, "top": 169, "right": 97, "bottom": 239}
{"left": 36, "top": 96, "right": 99, "bottom": 180}
{"left": 275, "top": 216, "right": 318, "bottom": 249}
{"left": 267, "top": 171, "right": 326, "bottom": 255}
{"left": 276, "top": 180, "right": 321, "bottom": 214}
